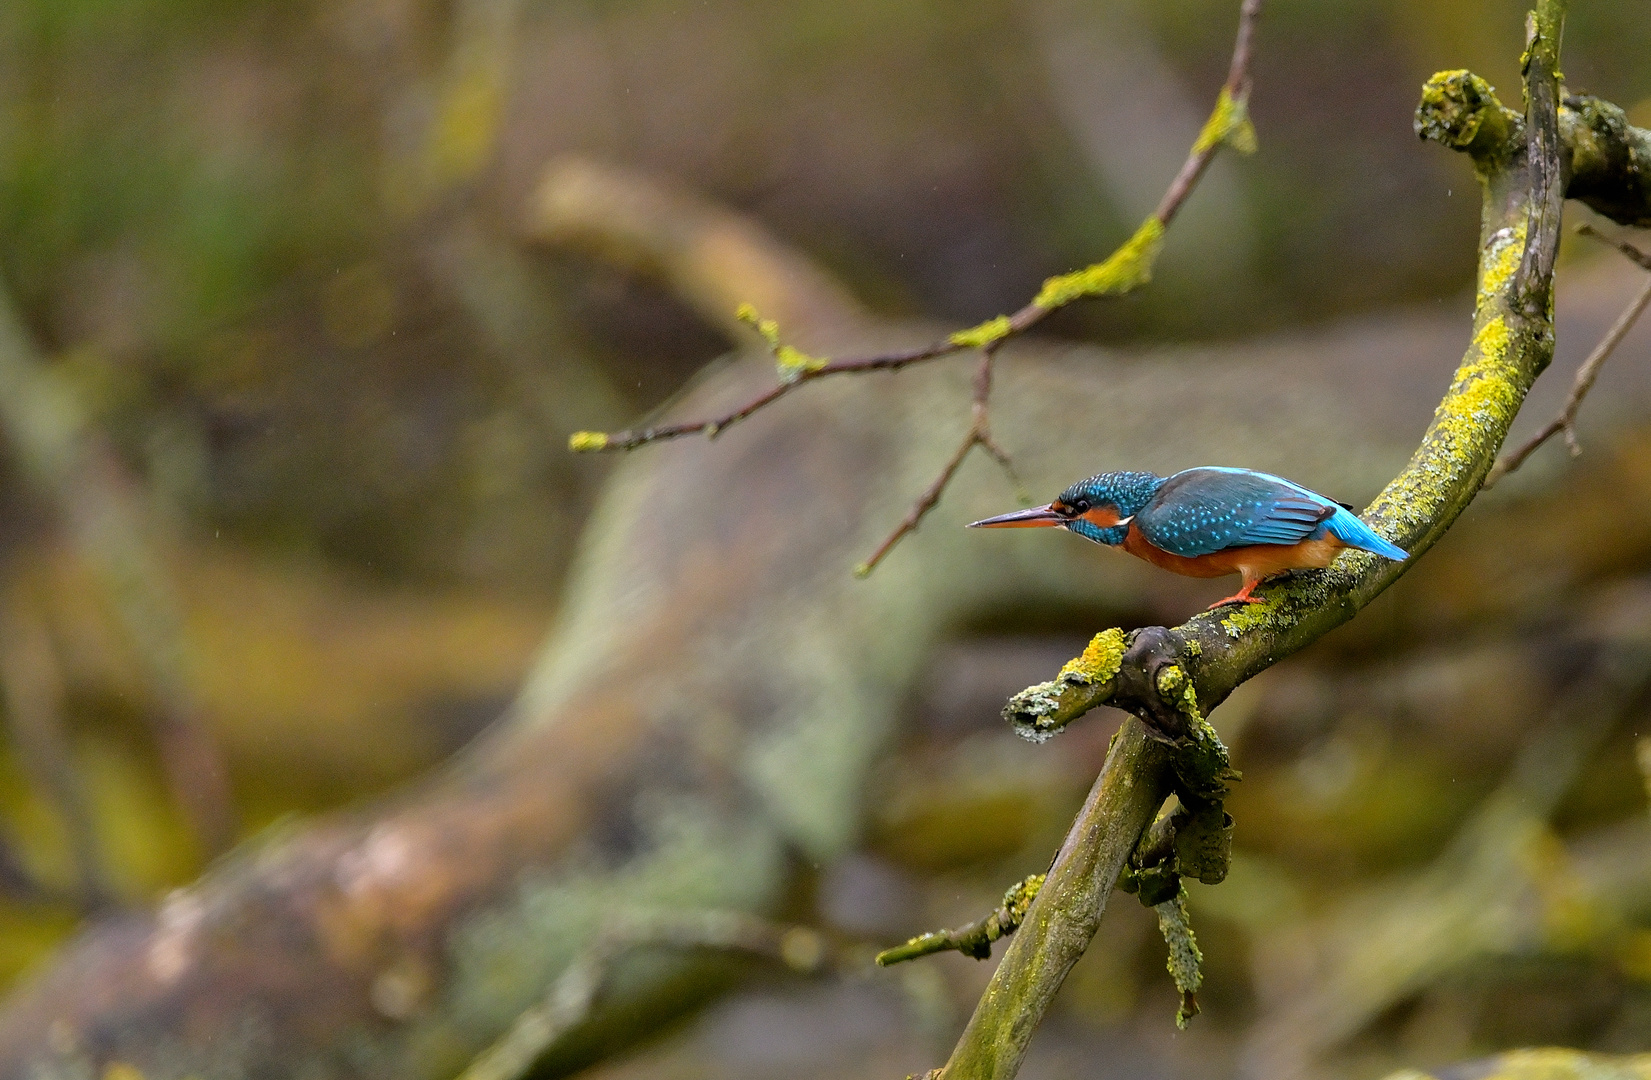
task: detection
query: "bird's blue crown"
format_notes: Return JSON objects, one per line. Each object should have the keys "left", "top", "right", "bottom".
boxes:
{"left": 1057, "top": 471, "right": 1164, "bottom": 546}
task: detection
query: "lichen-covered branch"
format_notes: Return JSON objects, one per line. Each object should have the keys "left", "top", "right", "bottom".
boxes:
{"left": 567, "top": 0, "right": 1262, "bottom": 455}
{"left": 1002, "top": 38, "right": 1580, "bottom": 750}
{"left": 1002, "top": 629, "right": 1126, "bottom": 741}
{"left": 875, "top": 874, "right": 1044, "bottom": 966}
{"left": 938, "top": 719, "right": 1174, "bottom": 1078}
{"left": 1154, "top": 885, "right": 1202, "bottom": 1030}
{"left": 931, "top": 5, "right": 1579, "bottom": 1078}
{"left": 1561, "top": 96, "right": 1651, "bottom": 228}
{"left": 567, "top": 0, "right": 1265, "bottom": 572}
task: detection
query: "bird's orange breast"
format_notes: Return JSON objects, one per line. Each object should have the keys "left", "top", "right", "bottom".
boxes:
{"left": 1121, "top": 524, "right": 1346, "bottom": 580}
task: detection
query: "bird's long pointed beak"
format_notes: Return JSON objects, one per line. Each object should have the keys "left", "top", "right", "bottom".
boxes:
{"left": 967, "top": 503, "right": 1066, "bottom": 528}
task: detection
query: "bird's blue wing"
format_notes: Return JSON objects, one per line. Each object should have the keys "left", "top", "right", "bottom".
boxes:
{"left": 1134, "top": 468, "right": 1335, "bottom": 557}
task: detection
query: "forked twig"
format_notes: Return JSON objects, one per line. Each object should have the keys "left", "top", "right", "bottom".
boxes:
{"left": 572, "top": 0, "right": 1265, "bottom": 573}
{"left": 855, "top": 347, "right": 1020, "bottom": 575}
{"left": 1486, "top": 226, "right": 1651, "bottom": 487}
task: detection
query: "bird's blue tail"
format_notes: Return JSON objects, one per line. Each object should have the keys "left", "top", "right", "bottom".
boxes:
{"left": 1322, "top": 507, "right": 1409, "bottom": 561}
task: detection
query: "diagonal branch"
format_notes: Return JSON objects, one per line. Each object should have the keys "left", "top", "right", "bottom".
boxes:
{"left": 569, "top": 0, "right": 1260, "bottom": 457}
{"left": 930, "top": 5, "right": 1571, "bottom": 1078}
{"left": 570, "top": 0, "right": 1265, "bottom": 571}
{"left": 854, "top": 347, "right": 1018, "bottom": 576}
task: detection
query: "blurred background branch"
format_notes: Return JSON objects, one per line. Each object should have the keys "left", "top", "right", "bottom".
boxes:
{"left": 1488, "top": 229, "right": 1651, "bottom": 486}
{"left": 0, "top": 285, "right": 236, "bottom": 855}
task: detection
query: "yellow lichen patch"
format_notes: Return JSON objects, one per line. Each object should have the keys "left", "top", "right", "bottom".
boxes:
{"left": 1477, "top": 221, "right": 1528, "bottom": 304}
{"left": 949, "top": 315, "right": 1013, "bottom": 349}
{"left": 735, "top": 303, "right": 826, "bottom": 383}
{"left": 568, "top": 431, "right": 609, "bottom": 452}
{"left": 734, "top": 302, "right": 776, "bottom": 344}
{"left": 1364, "top": 306, "right": 1527, "bottom": 535}
{"left": 1154, "top": 665, "right": 1203, "bottom": 722}
{"left": 1193, "top": 87, "right": 1258, "bottom": 156}
{"left": 1001, "top": 873, "right": 1044, "bottom": 924}
{"left": 1428, "top": 317, "right": 1522, "bottom": 452}
{"left": 1415, "top": 70, "right": 1491, "bottom": 146}
{"left": 774, "top": 345, "right": 826, "bottom": 382}
{"left": 1473, "top": 315, "right": 1514, "bottom": 365}
{"left": 1033, "top": 217, "right": 1165, "bottom": 310}
{"left": 1058, "top": 628, "right": 1127, "bottom": 686}
{"left": 1218, "top": 592, "right": 1285, "bottom": 639}
{"left": 1412, "top": 68, "right": 1522, "bottom": 163}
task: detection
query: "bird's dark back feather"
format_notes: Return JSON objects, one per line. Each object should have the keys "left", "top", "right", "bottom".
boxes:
{"left": 1136, "top": 467, "right": 1335, "bottom": 557}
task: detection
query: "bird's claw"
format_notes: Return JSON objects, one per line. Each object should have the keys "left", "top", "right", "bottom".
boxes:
{"left": 1206, "top": 595, "right": 1266, "bottom": 610}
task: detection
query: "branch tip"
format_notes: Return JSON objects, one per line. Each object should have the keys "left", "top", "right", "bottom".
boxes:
{"left": 1154, "top": 885, "right": 1204, "bottom": 1029}
{"left": 875, "top": 874, "right": 1045, "bottom": 967}
{"left": 736, "top": 302, "right": 826, "bottom": 382}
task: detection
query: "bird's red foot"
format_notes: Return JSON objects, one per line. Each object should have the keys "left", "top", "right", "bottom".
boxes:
{"left": 1206, "top": 579, "right": 1266, "bottom": 609}
{"left": 1206, "top": 594, "right": 1267, "bottom": 610}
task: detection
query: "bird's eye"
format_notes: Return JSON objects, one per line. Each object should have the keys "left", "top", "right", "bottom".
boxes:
{"left": 1069, "top": 498, "right": 1090, "bottom": 514}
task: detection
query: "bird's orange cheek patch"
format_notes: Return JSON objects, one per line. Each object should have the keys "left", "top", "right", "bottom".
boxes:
{"left": 1080, "top": 506, "right": 1124, "bottom": 528}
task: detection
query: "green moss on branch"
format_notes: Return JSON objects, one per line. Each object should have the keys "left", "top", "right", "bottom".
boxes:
{"left": 1154, "top": 885, "right": 1202, "bottom": 1029}
{"left": 1414, "top": 70, "right": 1521, "bottom": 165}
{"left": 1031, "top": 218, "right": 1164, "bottom": 310}
{"left": 942, "top": 8, "right": 1579, "bottom": 1077}
{"left": 875, "top": 875, "right": 1044, "bottom": 965}
{"left": 1561, "top": 95, "right": 1651, "bottom": 227}
{"left": 1001, "top": 629, "right": 1125, "bottom": 741}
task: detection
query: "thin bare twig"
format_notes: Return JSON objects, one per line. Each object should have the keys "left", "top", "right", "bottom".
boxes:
{"left": 572, "top": 342, "right": 952, "bottom": 452}
{"left": 571, "top": 0, "right": 1265, "bottom": 570}
{"left": 854, "top": 347, "right": 1015, "bottom": 576}
{"left": 875, "top": 874, "right": 1044, "bottom": 966}
{"left": 1486, "top": 227, "right": 1651, "bottom": 487}
{"left": 1577, "top": 221, "right": 1651, "bottom": 272}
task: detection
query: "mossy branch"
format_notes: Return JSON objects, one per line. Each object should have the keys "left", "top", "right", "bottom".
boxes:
{"left": 929, "top": 5, "right": 1582, "bottom": 1078}
{"left": 568, "top": 0, "right": 1266, "bottom": 577}
{"left": 1154, "top": 885, "right": 1203, "bottom": 1029}
{"left": 875, "top": 875, "right": 1045, "bottom": 966}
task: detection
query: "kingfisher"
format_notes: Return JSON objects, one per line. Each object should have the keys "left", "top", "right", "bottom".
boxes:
{"left": 969, "top": 467, "right": 1408, "bottom": 608}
